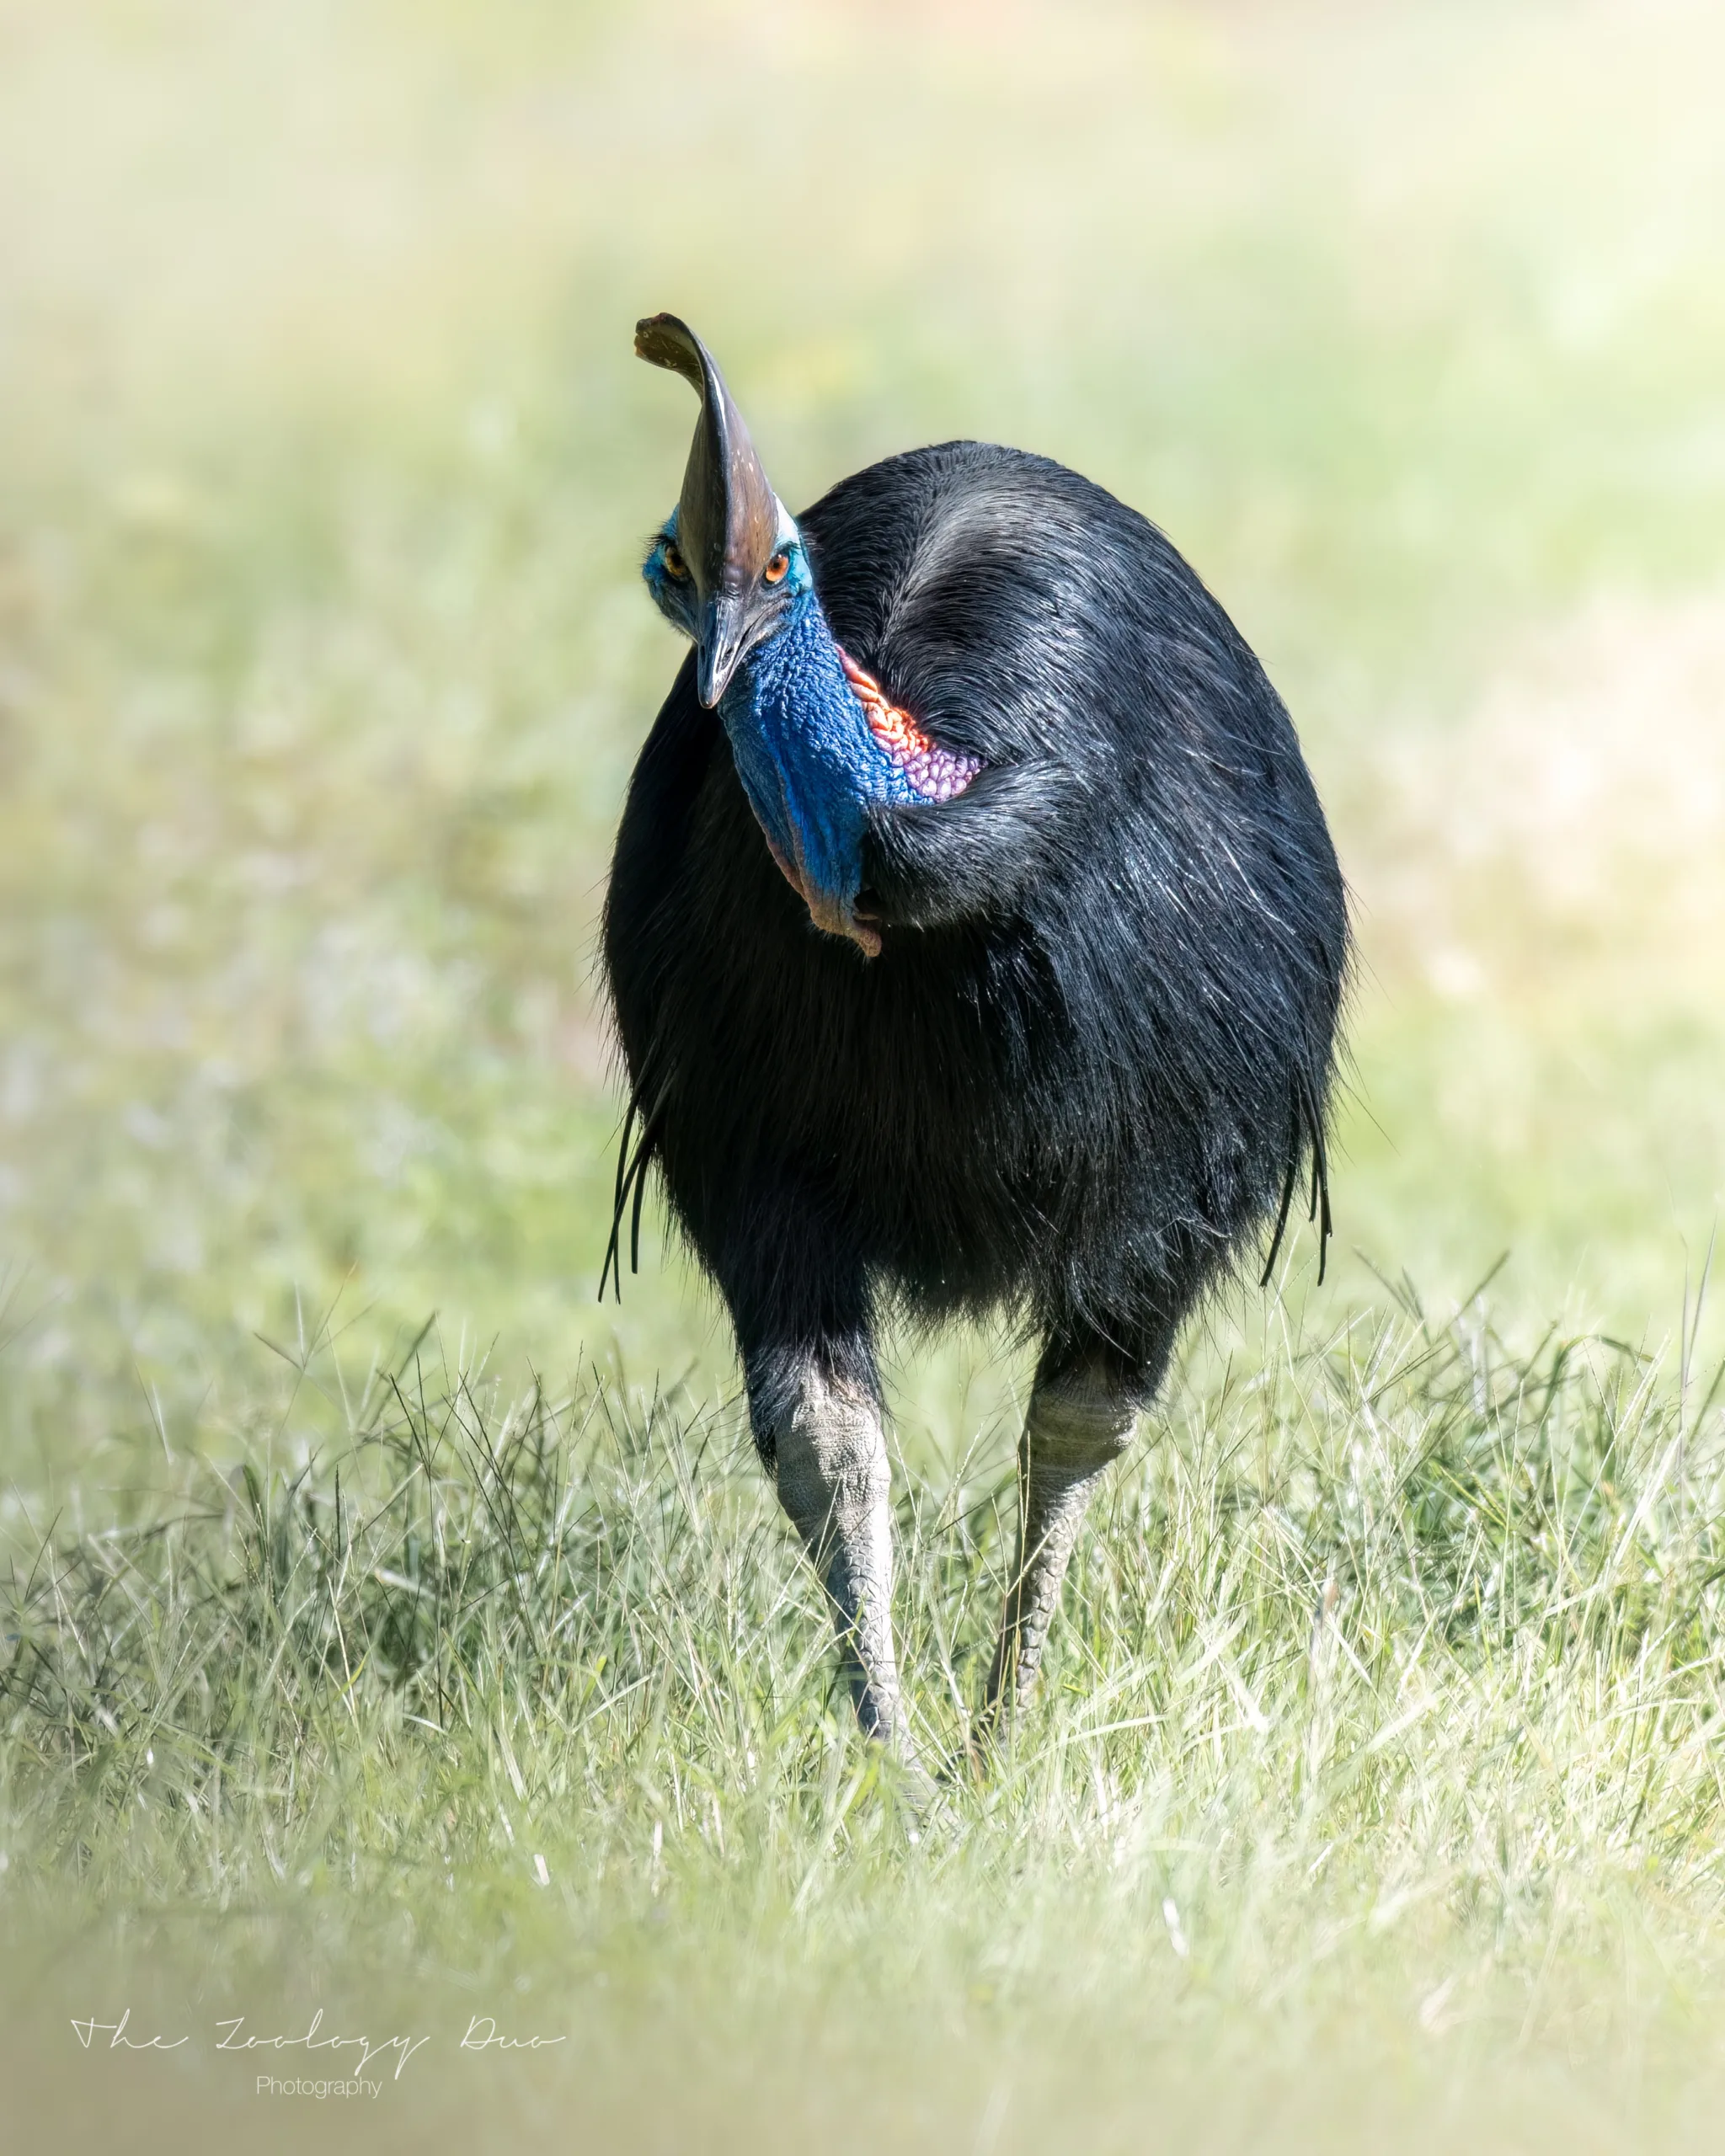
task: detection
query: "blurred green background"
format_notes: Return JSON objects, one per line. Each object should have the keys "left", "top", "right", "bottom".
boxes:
{"left": 3, "top": 0, "right": 1724, "bottom": 1476}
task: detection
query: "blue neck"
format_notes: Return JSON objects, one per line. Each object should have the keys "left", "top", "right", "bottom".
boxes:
{"left": 718, "top": 589, "right": 925, "bottom": 924}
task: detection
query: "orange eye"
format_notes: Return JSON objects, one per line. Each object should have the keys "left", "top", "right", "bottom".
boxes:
{"left": 662, "top": 542, "right": 689, "bottom": 579}
{"left": 764, "top": 552, "right": 789, "bottom": 584}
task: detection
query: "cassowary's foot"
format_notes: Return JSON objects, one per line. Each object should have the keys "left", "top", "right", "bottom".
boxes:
{"left": 976, "top": 1363, "right": 1139, "bottom": 1746}
{"left": 765, "top": 1359, "right": 918, "bottom": 1760}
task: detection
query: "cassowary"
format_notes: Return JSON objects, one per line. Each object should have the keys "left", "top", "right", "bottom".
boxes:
{"left": 603, "top": 314, "right": 1347, "bottom": 1762}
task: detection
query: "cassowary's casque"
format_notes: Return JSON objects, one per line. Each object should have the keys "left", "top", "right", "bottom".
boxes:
{"left": 603, "top": 314, "right": 1347, "bottom": 1762}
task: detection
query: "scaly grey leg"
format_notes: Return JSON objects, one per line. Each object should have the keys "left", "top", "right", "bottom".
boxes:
{"left": 759, "top": 1357, "right": 911, "bottom": 1749}
{"left": 981, "top": 1362, "right": 1140, "bottom": 1725}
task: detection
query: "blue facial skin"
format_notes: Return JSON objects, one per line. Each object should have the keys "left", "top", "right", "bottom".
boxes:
{"left": 643, "top": 518, "right": 928, "bottom": 936}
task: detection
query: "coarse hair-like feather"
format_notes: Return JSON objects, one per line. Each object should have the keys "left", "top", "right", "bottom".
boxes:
{"left": 603, "top": 440, "right": 1348, "bottom": 1418}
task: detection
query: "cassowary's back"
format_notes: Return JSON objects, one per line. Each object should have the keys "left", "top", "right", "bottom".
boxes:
{"left": 604, "top": 440, "right": 1346, "bottom": 1360}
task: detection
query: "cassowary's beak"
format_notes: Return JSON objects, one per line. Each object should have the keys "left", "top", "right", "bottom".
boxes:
{"left": 635, "top": 313, "right": 784, "bottom": 707}
{"left": 695, "top": 591, "right": 752, "bottom": 710}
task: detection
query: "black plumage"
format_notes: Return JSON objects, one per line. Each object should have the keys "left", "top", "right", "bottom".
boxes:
{"left": 607, "top": 441, "right": 1344, "bottom": 1375}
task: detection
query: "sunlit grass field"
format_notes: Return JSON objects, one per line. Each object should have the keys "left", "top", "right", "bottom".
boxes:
{"left": 5, "top": 2, "right": 1725, "bottom": 2145}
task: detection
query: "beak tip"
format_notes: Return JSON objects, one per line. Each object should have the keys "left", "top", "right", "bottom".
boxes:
{"left": 695, "top": 618, "right": 746, "bottom": 710}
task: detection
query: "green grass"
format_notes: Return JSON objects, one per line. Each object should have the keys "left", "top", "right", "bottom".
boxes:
{"left": 5, "top": 0, "right": 1725, "bottom": 2143}
{"left": 8, "top": 1299, "right": 1725, "bottom": 2148}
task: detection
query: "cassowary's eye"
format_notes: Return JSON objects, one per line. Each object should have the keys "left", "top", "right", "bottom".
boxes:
{"left": 764, "top": 552, "right": 789, "bottom": 585}
{"left": 662, "top": 542, "right": 689, "bottom": 579}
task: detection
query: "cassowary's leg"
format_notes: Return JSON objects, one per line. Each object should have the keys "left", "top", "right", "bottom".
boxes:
{"left": 982, "top": 1331, "right": 1172, "bottom": 1725}
{"left": 746, "top": 1343, "right": 910, "bottom": 1748}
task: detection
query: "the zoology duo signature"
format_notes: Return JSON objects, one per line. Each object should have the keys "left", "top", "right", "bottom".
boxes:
{"left": 69, "top": 2005, "right": 564, "bottom": 2079}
